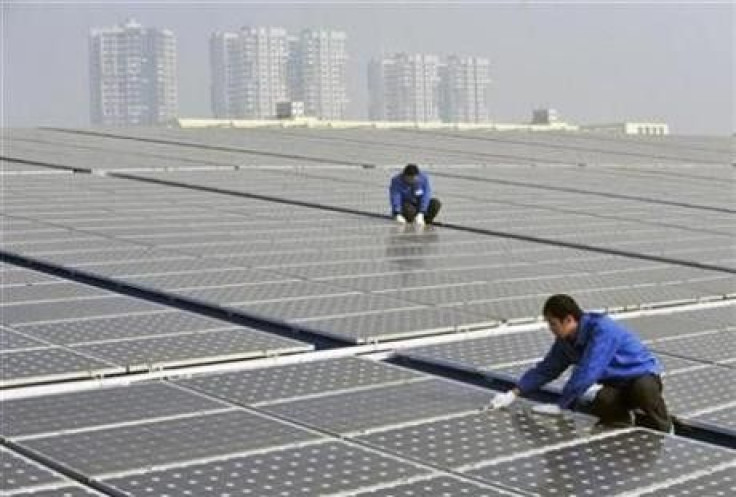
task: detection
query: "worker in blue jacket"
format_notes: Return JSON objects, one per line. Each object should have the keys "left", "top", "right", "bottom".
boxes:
{"left": 489, "top": 294, "right": 672, "bottom": 432}
{"left": 389, "top": 164, "right": 441, "bottom": 226}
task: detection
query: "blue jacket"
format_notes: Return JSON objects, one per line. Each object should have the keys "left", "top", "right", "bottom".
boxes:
{"left": 518, "top": 313, "right": 661, "bottom": 409}
{"left": 389, "top": 172, "right": 432, "bottom": 215}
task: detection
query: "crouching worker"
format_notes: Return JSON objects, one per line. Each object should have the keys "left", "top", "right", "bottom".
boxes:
{"left": 389, "top": 163, "right": 441, "bottom": 226}
{"left": 488, "top": 294, "right": 673, "bottom": 433}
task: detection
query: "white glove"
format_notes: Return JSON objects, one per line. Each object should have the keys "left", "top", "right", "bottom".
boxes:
{"left": 395, "top": 214, "right": 407, "bottom": 224}
{"left": 531, "top": 403, "right": 563, "bottom": 416}
{"left": 414, "top": 213, "right": 425, "bottom": 226}
{"left": 581, "top": 383, "right": 604, "bottom": 403}
{"left": 488, "top": 390, "right": 517, "bottom": 410}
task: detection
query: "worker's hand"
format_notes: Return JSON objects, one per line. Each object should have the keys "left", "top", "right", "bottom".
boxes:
{"left": 531, "top": 403, "right": 563, "bottom": 416}
{"left": 395, "top": 214, "right": 407, "bottom": 224}
{"left": 414, "top": 213, "right": 426, "bottom": 226}
{"left": 581, "top": 383, "right": 603, "bottom": 403}
{"left": 488, "top": 390, "right": 517, "bottom": 410}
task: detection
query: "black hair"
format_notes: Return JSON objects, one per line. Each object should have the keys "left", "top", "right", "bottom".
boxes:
{"left": 403, "top": 164, "right": 420, "bottom": 176}
{"left": 542, "top": 294, "right": 583, "bottom": 321}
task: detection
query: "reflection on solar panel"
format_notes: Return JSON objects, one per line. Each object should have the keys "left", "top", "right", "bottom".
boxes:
{"left": 1, "top": 128, "right": 735, "bottom": 495}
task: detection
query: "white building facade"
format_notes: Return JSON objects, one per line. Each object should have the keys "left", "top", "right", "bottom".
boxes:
{"left": 210, "top": 27, "right": 347, "bottom": 120}
{"left": 439, "top": 55, "right": 491, "bottom": 123}
{"left": 369, "top": 53, "right": 490, "bottom": 123}
{"left": 89, "top": 19, "right": 177, "bottom": 126}
{"left": 291, "top": 29, "right": 348, "bottom": 120}
{"left": 210, "top": 27, "right": 289, "bottom": 119}
{"left": 369, "top": 53, "right": 442, "bottom": 122}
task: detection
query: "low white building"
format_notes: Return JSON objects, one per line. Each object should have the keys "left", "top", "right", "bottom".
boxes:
{"left": 582, "top": 122, "right": 670, "bottom": 136}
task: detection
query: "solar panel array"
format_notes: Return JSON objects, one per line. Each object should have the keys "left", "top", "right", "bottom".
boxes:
{"left": 401, "top": 305, "right": 736, "bottom": 432}
{"left": 1, "top": 127, "right": 734, "bottom": 495}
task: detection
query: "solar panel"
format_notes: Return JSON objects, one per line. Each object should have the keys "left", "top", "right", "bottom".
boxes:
{"left": 6, "top": 485, "right": 103, "bottom": 497}
{"left": 466, "top": 429, "right": 736, "bottom": 495}
{"left": 635, "top": 464, "right": 736, "bottom": 496}
{"left": 1, "top": 382, "right": 228, "bottom": 438}
{"left": 351, "top": 475, "right": 513, "bottom": 497}
{"left": 651, "top": 329, "right": 736, "bottom": 364}
{"left": 13, "top": 310, "right": 244, "bottom": 345}
{"left": 298, "top": 306, "right": 498, "bottom": 343}
{"left": 689, "top": 405, "right": 736, "bottom": 432}
{"left": 0, "top": 296, "right": 162, "bottom": 325}
{"left": 179, "top": 357, "right": 423, "bottom": 406}
{"left": 0, "top": 268, "right": 61, "bottom": 286}
{"left": 662, "top": 366, "right": 736, "bottom": 415}
{"left": 402, "top": 330, "right": 553, "bottom": 372}
{"left": 0, "top": 446, "right": 66, "bottom": 492}
{"left": 359, "top": 408, "right": 596, "bottom": 469}
{"left": 0, "top": 328, "right": 47, "bottom": 351}
{"left": 262, "top": 378, "right": 491, "bottom": 435}
{"left": 240, "top": 292, "right": 421, "bottom": 321}
{"left": 19, "top": 410, "right": 322, "bottom": 476}
{"left": 102, "top": 441, "right": 430, "bottom": 496}
{"left": 2, "top": 128, "right": 735, "bottom": 497}
{"left": 0, "top": 348, "right": 123, "bottom": 387}
{"left": 0, "top": 282, "right": 111, "bottom": 305}
{"left": 69, "top": 328, "right": 311, "bottom": 371}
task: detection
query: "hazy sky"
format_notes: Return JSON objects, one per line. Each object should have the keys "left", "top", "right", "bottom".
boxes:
{"left": 3, "top": 1, "right": 733, "bottom": 134}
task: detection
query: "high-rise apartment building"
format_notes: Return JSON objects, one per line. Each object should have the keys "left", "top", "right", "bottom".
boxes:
{"left": 369, "top": 53, "right": 491, "bottom": 123}
{"left": 210, "top": 27, "right": 289, "bottom": 119}
{"left": 292, "top": 29, "right": 348, "bottom": 120}
{"left": 368, "top": 53, "right": 441, "bottom": 122}
{"left": 439, "top": 55, "right": 491, "bottom": 123}
{"left": 210, "top": 27, "right": 347, "bottom": 120}
{"left": 89, "top": 19, "right": 177, "bottom": 126}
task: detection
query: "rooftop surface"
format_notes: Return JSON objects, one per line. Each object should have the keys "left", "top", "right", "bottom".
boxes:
{"left": 1, "top": 127, "right": 734, "bottom": 496}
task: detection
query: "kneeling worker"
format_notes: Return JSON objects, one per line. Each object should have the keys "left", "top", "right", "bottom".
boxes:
{"left": 389, "top": 164, "right": 441, "bottom": 226}
{"left": 489, "top": 294, "right": 673, "bottom": 432}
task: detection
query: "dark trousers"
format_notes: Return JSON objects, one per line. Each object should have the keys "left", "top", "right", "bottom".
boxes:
{"left": 401, "top": 198, "right": 441, "bottom": 224}
{"left": 590, "top": 374, "right": 672, "bottom": 432}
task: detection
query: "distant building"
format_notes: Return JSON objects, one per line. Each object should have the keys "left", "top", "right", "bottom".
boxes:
{"left": 531, "top": 108, "right": 560, "bottom": 125}
{"left": 369, "top": 53, "right": 490, "bottom": 123}
{"left": 210, "top": 27, "right": 347, "bottom": 120}
{"left": 439, "top": 55, "right": 491, "bottom": 123}
{"left": 276, "top": 101, "right": 305, "bottom": 119}
{"left": 291, "top": 29, "right": 348, "bottom": 120}
{"left": 209, "top": 32, "right": 242, "bottom": 119}
{"left": 89, "top": 19, "right": 177, "bottom": 126}
{"left": 581, "top": 122, "right": 670, "bottom": 136}
{"left": 210, "top": 27, "right": 289, "bottom": 119}
{"left": 368, "top": 53, "right": 442, "bottom": 122}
